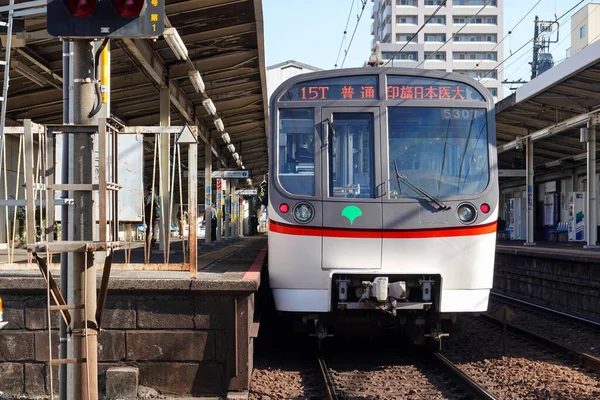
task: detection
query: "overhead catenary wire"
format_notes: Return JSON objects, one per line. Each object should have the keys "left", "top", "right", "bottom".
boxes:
{"left": 502, "top": 0, "right": 593, "bottom": 86}
{"left": 383, "top": 0, "right": 448, "bottom": 67}
{"left": 340, "top": 0, "right": 369, "bottom": 68}
{"left": 335, "top": 0, "right": 356, "bottom": 68}
{"left": 414, "top": 0, "right": 496, "bottom": 69}
{"left": 468, "top": 0, "right": 544, "bottom": 72}
{"left": 478, "top": 0, "right": 587, "bottom": 81}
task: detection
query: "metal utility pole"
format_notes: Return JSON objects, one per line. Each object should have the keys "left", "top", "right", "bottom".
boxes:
{"left": 71, "top": 39, "right": 98, "bottom": 399}
{"left": 531, "top": 15, "right": 559, "bottom": 79}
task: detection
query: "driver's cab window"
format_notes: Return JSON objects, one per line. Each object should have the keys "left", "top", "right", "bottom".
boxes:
{"left": 278, "top": 109, "right": 315, "bottom": 196}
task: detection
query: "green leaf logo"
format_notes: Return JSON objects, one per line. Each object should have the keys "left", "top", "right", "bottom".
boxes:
{"left": 341, "top": 205, "right": 362, "bottom": 225}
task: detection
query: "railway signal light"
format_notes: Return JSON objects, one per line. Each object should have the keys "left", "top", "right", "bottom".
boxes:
{"left": 47, "top": 0, "right": 164, "bottom": 38}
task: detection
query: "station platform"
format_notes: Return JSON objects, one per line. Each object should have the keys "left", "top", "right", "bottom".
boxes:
{"left": 494, "top": 240, "right": 600, "bottom": 324}
{"left": 0, "top": 236, "right": 268, "bottom": 399}
{"left": 496, "top": 240, "right": 600, "bottom": 262}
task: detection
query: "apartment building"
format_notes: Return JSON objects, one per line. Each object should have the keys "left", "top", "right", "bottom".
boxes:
{"left": 570, "top": 3, "right": 600, "bottom": 56}
{"left": 371, "top": 0, "right": 504, "bottom": 99}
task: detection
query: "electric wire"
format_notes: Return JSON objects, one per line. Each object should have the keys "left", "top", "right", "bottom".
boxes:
{"left": 468, "top": 0, "right": 543, "bottom": 72}
{"left": 502, "top": 0, "right": 593, "bottom": 86}
{"left": 383, "top": 0, "right": 448, "bottom": 67}
{"left": 341, "top": 0, "right": 369, "bottom": 68}
{"left": 334, "top": 0, "right": 356, "bottom": 68}
{"left": 478, "top": 0, "right": 587, "bottom": 81}
{"left": 414, "top": 0, "right": 496, "bottom": 69}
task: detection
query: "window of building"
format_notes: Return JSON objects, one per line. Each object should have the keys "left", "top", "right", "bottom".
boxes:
{"left": 382, "top": 52, "right": 418, "bottom": 60}
{"left": 396, "top": 34, "right": 415, "bottom": 42}
{"left": 454, "top": 16, "right": 496, "bottom": 24}
{"left": 581, "top": 24, "right": 587, "bottom": 39}
{"left": 424, "top": 0, "right": 445, "bottom": 5}
{"left": 396, "top": 15, "right": 417, "bottom": 24}
{"left": 453, "top": 52, "right": 497, "bottom": 61}
{"left": 454, "top": 0, "right": 497, "bottom": 5}
{"left": 425, "top": 52, "right": 446, "bottom": 61}
{"left": 488, "top": 88, "right": 498, "bottom": 96}
{"left": 455, "top": 34, "right": 497, "bottom": 42}
{"left": 426, "top": 15, "right": 446, "bottom": 24}
{"left": 455, "top": 70, "right": 497, "bottom": 79}
{"left": 425, "top": 34, "right": 446, "bottom": 42}
{"left": 397, "top": 0, "right": 417, "bottom": 5}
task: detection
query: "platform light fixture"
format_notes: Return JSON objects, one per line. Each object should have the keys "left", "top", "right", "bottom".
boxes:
{"left": 221, "top": 132, "right": 231, "bottom": 143}
{"left": 163, "top": 27, "right": 188, "bottom": 60}
{"left": 188, "top": 70, "right": 205, "bottom": 93}
{"left": 214, "top": 118, "right": 224, "bottom": 132}
{"left": 242, "top": 165, "right": 246, "bottom": 170}
{"left": 202, "top": 98, "right": 217, "bottom": 116}
{"left": 232, "top": 152, "right": 240, "bottom": 161}
{"left": 573, "top": 153, "right": 588, "bottom": 161}
{"left": 227, "top": 143, "right": 235, "bottom": 153}
{"left": 236, "top": 159, "right": 243, "bottom": 167}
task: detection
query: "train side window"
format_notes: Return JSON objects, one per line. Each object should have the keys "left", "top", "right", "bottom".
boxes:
{"left": 278, "top": 109, "right": 315, "bottom": 196}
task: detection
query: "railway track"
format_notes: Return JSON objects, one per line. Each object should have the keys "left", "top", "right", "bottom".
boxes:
{"left": 480, "top": 313, "right": 600, "bottom": 374}
{"left": 316, "top": 352, "right": 498, "bottom": 400}
{"left": 490, "top": 291, "right": 600, "bottom": 327}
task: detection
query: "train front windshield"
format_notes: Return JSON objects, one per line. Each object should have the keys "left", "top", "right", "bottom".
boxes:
{"left": 388, "top": 107, "right": 488, "bottom": 198}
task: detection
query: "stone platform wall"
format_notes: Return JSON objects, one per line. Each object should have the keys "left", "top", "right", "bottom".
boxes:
{"left": 0, "top": 290, "right": 255, "bottom": 398}
{"left": 494, "top": 248, "right": 600, "bottom": 322}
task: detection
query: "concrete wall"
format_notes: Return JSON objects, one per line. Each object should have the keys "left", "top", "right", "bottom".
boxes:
{"left": 0, "top": 290, "right": 255, "bottom": 397}
{"left": 494, "top": 248, "right": 600, "bottom": 322}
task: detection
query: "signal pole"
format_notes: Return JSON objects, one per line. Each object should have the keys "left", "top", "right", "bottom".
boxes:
{"left": 71, "top": 39, "right": 98, "bottom": 400}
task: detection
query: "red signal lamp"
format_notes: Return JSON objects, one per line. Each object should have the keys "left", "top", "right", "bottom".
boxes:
{"left": 279, "top": 203, "right": 289, "bottom": 213}
{"left": 480, "top": 203, "right": 490, "bottom": 213}
{"left": 114, "top": 0, "right": 144, "bottom": 17}
{"left": 67, "top": 0, "right": 96, "bottom": 17}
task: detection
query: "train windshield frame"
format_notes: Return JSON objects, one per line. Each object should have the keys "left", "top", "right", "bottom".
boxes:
{"left": 273, "top": 71, "right": 494, "bottom": 200}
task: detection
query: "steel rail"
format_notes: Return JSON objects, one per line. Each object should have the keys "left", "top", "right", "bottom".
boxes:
{"left": 317, "top": 358, "right": 338, "bottom": 400}
{"left": 480, "top": 314, "right": 600, "bottom": 374}
{"left": 432, "top": 352, "right": 498, "bottom": 400}
{"left": 490, "top": 291, "right": 600, "bottom": 327}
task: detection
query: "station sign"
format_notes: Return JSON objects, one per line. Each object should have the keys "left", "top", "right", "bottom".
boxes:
{"left": 211, "top": 170, "right": 249, "bottom": 179}
{"left": 235, "top": 188, "right": 258, "bottom": 196}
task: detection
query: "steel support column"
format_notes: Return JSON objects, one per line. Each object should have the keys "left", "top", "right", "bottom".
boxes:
{"left": 188, "top": 141, "right": 197, "bottom": 278}
{"left": 225, "top": 181, "right": 230, "bottom": 240}
{"left": 585, "top": 123, "right": 598, "bottom": 248}
{"left": 525, "top": 137, "right": 536, "bottom": 246}
{"left": 159, "top": 87, "right": 170, "bottom": 254}
{"left": 204, "top": 141, "right": 212, "bottom": 245}
{"left": 72, "top": 39, "right": 98, "bottom": 399}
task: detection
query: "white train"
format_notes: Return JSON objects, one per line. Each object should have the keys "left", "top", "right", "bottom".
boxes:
{"left": 267, "top": 68, "right": 498, "bottom": 346}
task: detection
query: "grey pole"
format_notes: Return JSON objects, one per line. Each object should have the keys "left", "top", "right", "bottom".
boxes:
{"left": 71, "top": 39, "right": 98, "bottom": 400}
{"left": 204, "top": 142, "right": 212, "bottom": 245}
{"left": 584, "top": 123, "right": 598, "bottom": 248}
{"left": 159, "top": 87, "right": 170, "bottom": 254}
{"left": 60, "top": 39, "right": 75, "bottom": 400}
{"left": 224, "top": 181, "right": 230, "bottom": 240}
{"left": 525, "top": 137, "right": 536, "bottom": 246}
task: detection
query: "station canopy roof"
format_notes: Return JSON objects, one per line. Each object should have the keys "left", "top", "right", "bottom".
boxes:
{"left": 495, "top": 39, "right": 600, "bottom": 172}
{"left": 0, "top": 0, "right": 269, "bottom": 182}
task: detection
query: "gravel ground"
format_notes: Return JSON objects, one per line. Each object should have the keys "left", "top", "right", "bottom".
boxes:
{"left": 249, "top": 355, "right": 322, "bottom": 399}
{"left": 444, "top": 316, "right": 600, "bottom": 400}
{"left": 488, "top": 296, "right": 600, "bottom": 358}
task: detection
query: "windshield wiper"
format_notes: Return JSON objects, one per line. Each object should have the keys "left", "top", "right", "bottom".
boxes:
{"left": 393, "top": 160, "right": 450, "bottom": 211}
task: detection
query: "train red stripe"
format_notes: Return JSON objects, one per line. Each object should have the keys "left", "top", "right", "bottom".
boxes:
{"left": 269, "top": 220, "right": 497, "bottom": 238}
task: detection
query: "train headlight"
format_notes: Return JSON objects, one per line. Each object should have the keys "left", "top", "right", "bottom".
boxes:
{"left": 457, "top": 203, "right": 477, "bottom": 224}
{"left": 293, "top": 203, "right": 314, "bottom": 224}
